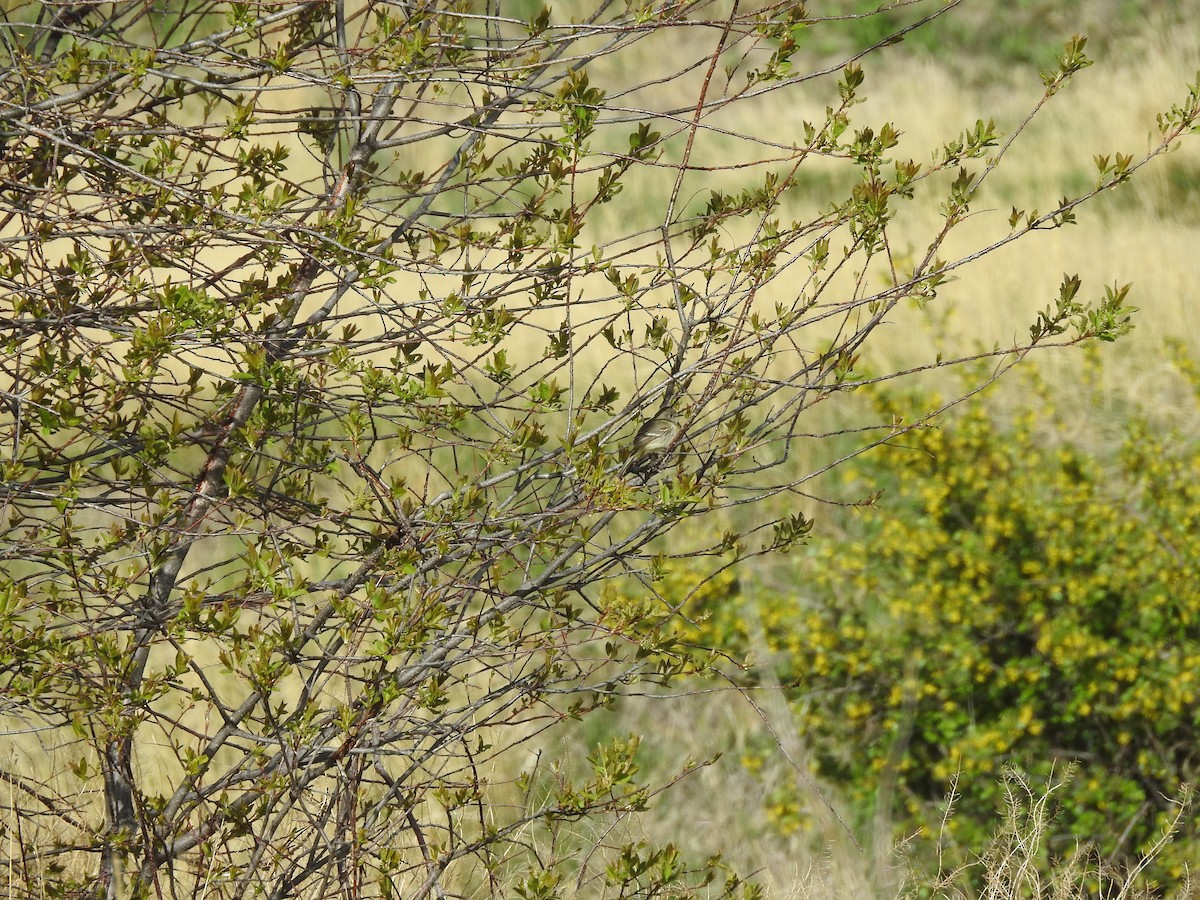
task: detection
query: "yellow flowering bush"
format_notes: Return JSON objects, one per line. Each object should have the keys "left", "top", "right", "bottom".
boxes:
{"left": 693, "top": 361, "right": 1200, "bottom": 880}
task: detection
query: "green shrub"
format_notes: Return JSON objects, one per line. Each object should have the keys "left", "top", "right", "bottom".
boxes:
{"left": 693, "top": 358, "right": 1200, "bottom": 886}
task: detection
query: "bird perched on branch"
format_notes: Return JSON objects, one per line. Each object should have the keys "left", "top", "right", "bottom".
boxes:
{"left": 624, "top": 408, "right": 680, "bottom": 475}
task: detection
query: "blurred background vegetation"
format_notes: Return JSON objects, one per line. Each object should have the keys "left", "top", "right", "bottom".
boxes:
{"left": 559, "top": 1, "right": 1200, "bottom": 895}
{"left": 4, "top": 1, "right": 1194, "bottom": 895}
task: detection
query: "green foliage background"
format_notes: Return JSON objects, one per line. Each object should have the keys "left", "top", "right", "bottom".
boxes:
{"left": 2, "top": 0, "right": 1198, "bottom": 894}
{"left": 668, "top": 348, "right": 1200, "bottom": 886}
{"left": 821, "top": 0, "right": 1182, "bottom": 75}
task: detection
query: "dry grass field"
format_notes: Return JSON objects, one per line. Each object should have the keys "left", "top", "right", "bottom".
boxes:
{"left": 571, "top": 7, "right": 1200, "bottom": 898}
{"left": 5, "top": 4, "right": 1199, "bottom": 898}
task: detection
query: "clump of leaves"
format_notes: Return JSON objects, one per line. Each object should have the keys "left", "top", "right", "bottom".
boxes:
{"left": 687, "top": 356, "right": 1200, "bottom": 887}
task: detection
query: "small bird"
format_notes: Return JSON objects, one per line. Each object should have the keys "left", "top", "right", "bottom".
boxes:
{"left": 626, "top": 408, "right": 680, "bottom": 472}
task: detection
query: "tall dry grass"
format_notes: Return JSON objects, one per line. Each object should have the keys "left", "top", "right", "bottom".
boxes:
{"left": 568, "top": 11, "right": 1200, "bottom": 898}
{"left": 8, "top": 8, "right": 1194, "bottom": 897}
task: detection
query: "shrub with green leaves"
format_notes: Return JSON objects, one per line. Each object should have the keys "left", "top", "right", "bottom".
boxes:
{"left": 5, "top": 0, "right": 1199, "bottom": 893}
{"left": 693, "top": 358, "right": 1200, "bottom": 883}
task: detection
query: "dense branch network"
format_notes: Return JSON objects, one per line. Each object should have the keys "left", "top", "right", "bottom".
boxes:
{"left": 0, "top": 1, "right": 1193, "bottom": 897}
